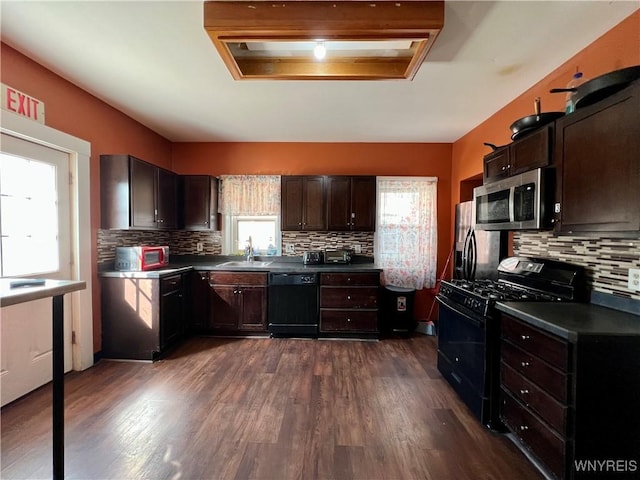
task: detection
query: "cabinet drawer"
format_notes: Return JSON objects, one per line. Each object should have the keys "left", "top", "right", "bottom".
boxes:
{"left": 502, "top": 340, "right": 569, "bottom": 403}
{"left": 320, "top": 273, "right": 380, "bottom": 286}
{"left": 502, "top": 315, "right": 569, "bottom": 371}
{"left": 209, "top": 271, "right": 267, "bottom": 286}
{"left": 320, "top": 310, "right": 378, "bottom": 332}
{"left": 501, "top": 389, "right": 566, "bottom": 480}
{"left": 161, "top": 274, "right": 182, "bottom": 294}
{"left": 501, "top": 361, "right": 567, "bottom": 435}
{"left": 320, "top": 287, "right": 378, "bottom": 309}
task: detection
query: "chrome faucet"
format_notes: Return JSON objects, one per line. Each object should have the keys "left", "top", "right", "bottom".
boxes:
{"left": 246, "top": 236, "right": 254, "bottom": 262}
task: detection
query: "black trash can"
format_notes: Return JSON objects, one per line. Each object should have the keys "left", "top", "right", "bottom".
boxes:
{"left": 381, "top": 285, "right": 416, "bottom": 336}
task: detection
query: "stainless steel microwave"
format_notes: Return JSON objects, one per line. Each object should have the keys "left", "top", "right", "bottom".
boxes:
{"left": 473, "top": 168, "right": 551, "bottom": 231}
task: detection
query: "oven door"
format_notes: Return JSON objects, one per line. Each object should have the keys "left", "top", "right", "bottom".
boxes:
{"left": 436, "top": 295, "right": 490, "bottom": 424}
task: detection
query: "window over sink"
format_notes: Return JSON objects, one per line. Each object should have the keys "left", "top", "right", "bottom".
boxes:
{"left": 218, "top": 175, "right": 281, "bottom": 256}
{"left": 225, "top": 215, "right": 280, "bottom": 256}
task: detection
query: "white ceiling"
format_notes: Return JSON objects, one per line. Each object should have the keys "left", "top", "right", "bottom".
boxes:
{"left": 1, "top": 1, "right": 638, "bottom": 143}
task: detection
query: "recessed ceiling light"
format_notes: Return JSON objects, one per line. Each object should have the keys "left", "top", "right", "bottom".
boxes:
{"left": 203, "top": 1, "right": 444, "bottom": 80}
{"left": 313, "top": 42, "right": 326, "bottom": 61}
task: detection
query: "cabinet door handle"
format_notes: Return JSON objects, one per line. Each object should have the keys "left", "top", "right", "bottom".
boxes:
{"left": 347, "top": 318, "right": 351, "bottom": 322}
{"left": 298, "top": 222, "right": 302, "bottom": 226}
{"left": 347, "top": 295, "right": 351, "bottom": 300}
{"left": 521, "top": 335, "right": 530, "bottom": 340}
{"left": 521, "top": 361, "right": 530, "bottom": 367}
{"left": 519, "top": 425, "right": 529, "bottom": 431}
{"left": 520, "top": 389, "right": 529, "bottom": 395}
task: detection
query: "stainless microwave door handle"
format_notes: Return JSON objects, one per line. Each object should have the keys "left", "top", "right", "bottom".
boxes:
{"left": 509, "top": 186, "right": 516, "bottom": 222}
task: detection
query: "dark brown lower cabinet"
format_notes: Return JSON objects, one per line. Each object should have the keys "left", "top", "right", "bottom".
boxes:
{"left": 499, "top": 313, "right": 640, "bottom": 480}
{"left": 186, "top": 271, "right": 211, "bottom": 333}
{"left": 101, "top": 273, "right": 185, "bottom": 360}
{"left": 208, "top": 271, "right": 267, "bottom": 334}
{"left": 319, "top": 272, "right": 380, "bottom": 337}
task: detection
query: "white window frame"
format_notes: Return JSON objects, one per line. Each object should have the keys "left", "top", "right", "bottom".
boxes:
{"left": 222, "top": 214, "right": 281, "bottom": 256}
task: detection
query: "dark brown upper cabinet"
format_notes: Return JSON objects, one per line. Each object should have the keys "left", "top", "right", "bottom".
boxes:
{"left": 179, "top": 175, "right": 219, "bottom": 231}
{"left": 326, "top": 176, "right": 376, "bottom": 231}
{"left": 483, "top": 145, "right": 510, "bottom": 183}
{"left": 553, "top": 81, "right": 640, "bottom": 234}
{"left": 483, "top": 124, "right": 554, "bottom": 184}
{"left": 281, "top": 176, "right": 326, "bottom": 231}
{"left": 101, "top": 154, "right": 177, "bottom": 230}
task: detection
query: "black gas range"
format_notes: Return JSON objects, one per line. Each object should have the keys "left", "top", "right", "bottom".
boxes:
{"left": 436, "top": 256, "right": 586, "bottom": 430}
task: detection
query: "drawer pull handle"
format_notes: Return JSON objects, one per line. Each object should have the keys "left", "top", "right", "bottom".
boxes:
{"left": 347, "top": 295, "right": 351, "bottom": 300}
{"left": 521, "top": 335, "right": 530, "bottom": 340}
{"left": 455, "top": 357, "right": 460, "bottom": 363}
{"left": 520, "top": 389, "right": 529, "bottom": 395}
{"left": 521, "top": 362, "right": 530, "bottom": 367}
{"left": 519, "top": 425, "right": 529, "bottom": 431}
{"left": 347, "top": 318, "right": 351, "bottom": 322}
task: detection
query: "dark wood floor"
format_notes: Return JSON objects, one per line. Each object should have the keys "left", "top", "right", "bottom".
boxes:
{"left": 1, "top": 335, "right": 543, "bottom": 480}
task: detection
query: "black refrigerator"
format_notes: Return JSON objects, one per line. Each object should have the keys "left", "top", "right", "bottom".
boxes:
{"left": 454, "top": 201, "right": 507, "bottom": 280}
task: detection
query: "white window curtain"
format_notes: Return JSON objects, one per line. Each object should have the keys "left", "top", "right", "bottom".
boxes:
{"left": 218, "top": 175, "right": 281, "bottom": 215}
{"left": 374, "top": 176, "right": 438, "bottom": 290}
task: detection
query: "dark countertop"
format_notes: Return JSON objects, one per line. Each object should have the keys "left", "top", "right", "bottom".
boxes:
{"left": 98, "top": 256, "right": 382, "bottom": 279}
{"left": 496, "top": 301, "right": 640, "bottom": 342}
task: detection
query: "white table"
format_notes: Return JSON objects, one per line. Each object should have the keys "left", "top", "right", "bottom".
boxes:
{"left": 1, "top": 278, "right": 86, "bottom": 480}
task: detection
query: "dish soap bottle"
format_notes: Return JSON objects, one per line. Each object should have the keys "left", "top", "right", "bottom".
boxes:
{"left": 565, "top": 71, "right": 584, "bottom": 114}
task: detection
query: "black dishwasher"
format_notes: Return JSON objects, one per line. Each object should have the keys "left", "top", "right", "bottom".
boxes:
{"left": 268, "top": 272, "right": 319, "bottom": 337}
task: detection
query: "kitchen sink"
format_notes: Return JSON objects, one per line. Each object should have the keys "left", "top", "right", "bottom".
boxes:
{"left": 217, "top": 260, "right": 273, "bottom": 268}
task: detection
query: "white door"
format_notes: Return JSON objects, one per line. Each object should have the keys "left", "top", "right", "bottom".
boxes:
{"left": 0, "top": 132, "right": 73, "bottom": 406}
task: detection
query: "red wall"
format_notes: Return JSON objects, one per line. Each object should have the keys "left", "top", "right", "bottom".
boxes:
{"left": 172, "top": 142, "right": 453, "bottom": 321}
{"left": 1, "top": 43, "right": 172, "bottom": 352}
{"left": 0, "top": 9, "right": 636, "bottom": 352}
{"left": 451, "top": 11, "right": 640, "bottom": 210}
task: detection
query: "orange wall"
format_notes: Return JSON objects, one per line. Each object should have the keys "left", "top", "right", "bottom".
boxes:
{"left": 1, "top": 43, "right": 173, "bottom": 352}
{"left": 172, "top": 142, "right": 453, "bottom": 320}
{"left": 0, "top": 9, "right": 636, "bottom": 350}
{"left": 451, "top": 10, "right": 640, "bottom": 208}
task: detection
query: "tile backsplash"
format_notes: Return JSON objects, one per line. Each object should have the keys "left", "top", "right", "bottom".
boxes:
{"left": 281, "top": 231, "right": 374, "bottom": 257}
{"left": 514, "top": 231, "right": 640, "bottom": 301}
{"left": 97, "top": 229, "right": 373, "bottom": 264}
{"left": 98, "top": 229, "right": 222, "bottom": 264}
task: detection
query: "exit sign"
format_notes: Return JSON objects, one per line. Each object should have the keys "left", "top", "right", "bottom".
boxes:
{"left": 1, "top": 83, "right": 45, "bottom": 124}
